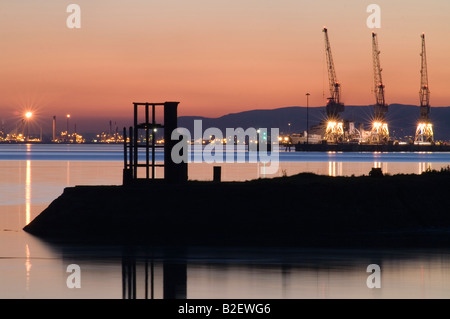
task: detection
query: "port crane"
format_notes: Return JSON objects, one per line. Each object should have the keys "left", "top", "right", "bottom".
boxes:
{"left": 370, "top": 32, "right": 389, "bottom": 144}
{"left": 415, "top": 33, "right": 433, "bottom": 144}
{"left": 323, "top": 27, "right": 344, "bottom": 143}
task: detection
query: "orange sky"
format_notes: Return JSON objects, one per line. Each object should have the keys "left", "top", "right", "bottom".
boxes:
{"left": 1, "top": 0, "right": 450, "bottom": 124}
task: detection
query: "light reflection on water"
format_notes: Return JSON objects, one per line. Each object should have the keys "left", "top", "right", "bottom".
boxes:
{"left": 1, "top": 145, "right": 450, "bottom": 298}
{"left": 2, "top": 238, "right": 450, "bottom": 299}
{"left": 25, "top": 160, "right": 31, "bottom": 225}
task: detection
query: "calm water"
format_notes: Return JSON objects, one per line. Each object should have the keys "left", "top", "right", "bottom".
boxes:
{"left": 1, "top": 144, "right": 450, "bottom": 299}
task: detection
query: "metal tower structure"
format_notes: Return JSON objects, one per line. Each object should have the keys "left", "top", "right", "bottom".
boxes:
{"left": 415, "top": 33, "right": 433, "bottom": 144}
{"left": 123, "top": 101, "right": 188, "bottom": 185}
{"left": 323, "top": 27, "right": 344, "bottom": 143}
{"left": 370, "top": 32, "right": 389, "bottom": 144}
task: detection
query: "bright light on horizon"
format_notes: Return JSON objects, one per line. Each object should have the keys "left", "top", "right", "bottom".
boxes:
{"left": 25, "top": 112, "right": 33, "bottom": 119}
{"left": 373, "top": 121, "right": 382, "bottom": 129}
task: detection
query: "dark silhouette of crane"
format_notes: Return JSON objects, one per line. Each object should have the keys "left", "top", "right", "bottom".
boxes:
{"left": 415, "top": 33, "right": 433, "bottom": 144}
{"left": 323, "top": 27, "right": 344, "bottom": 143}
{"left": 370, "top": 32, "right": 389, "bottom": 144}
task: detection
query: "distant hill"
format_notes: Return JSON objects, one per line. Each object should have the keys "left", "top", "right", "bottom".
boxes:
{"left": 178, "top": 104, "right": 450, "bottom": 141}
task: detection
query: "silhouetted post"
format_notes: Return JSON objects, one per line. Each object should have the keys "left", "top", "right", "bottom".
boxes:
{"left": 123, "top": 127, "right": 127, "bottom": 168}
{"left": 256, "top": 129, "right": 260, "bottom": 152}
{"left": 123, "top": 127, "right": 135, "bottom": 184}
{"left": 213, "top": 166, "right": 221, "bottom": 182}
{"left": 163, "top": 263, "right": 187, "bottom": 299}
{"left": 124, "top": 101, "right": 188, "bottom": 184}
{"left": 129, "top": 126, "right": 134, "bottom": 179}
{"left": 123, "top": 128, "right": 132, "bottom": 184}
{"left": 133, "top": 105, "right": 138, "bottom": 179}
{"left": 306, "top": 92, "right": 310, "bottom": 145}
{"left": 151, "top": 104, "right": 156, "bottom": 179}
{"left": 145, "top": 103, "right": 150, "bottom": 179}
{"left": 164, "top": 102, "right": 188, "bottom": 183}
{"left": 52, "top": 116, "right": 56, "bottom": 141}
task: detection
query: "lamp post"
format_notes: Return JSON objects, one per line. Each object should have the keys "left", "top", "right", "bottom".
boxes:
{"left": 306, "top": 93, "right": 310, "bottom": 145}
{"left": 66, "top": 114, "right": 71, "bottom": 135}
{"left": 25, "top": 112, "right": 32, "bottom": 142}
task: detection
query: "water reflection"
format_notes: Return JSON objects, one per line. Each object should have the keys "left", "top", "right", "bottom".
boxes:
{"left": 66, "top": 161, "right": 70, "bottom": 186}
{"left": 5, "top": 150, "right": 450, "bottom": 298}
{"left": 1, "top": 238, "right": 450, "bottom": 299}
{"left": 25, "top": 244, "right": 31, "bottom": 291}
{"left": 383, "top": 162, "right": 388, "bottom": 174}
{"left": 121, "top": 253, "right": 186, "bottom": 299}
{"left": 328, "top": 161, "right": 342, "bottom": 177}
{"left": 25, "top": 160, "right": 31, "bottom": 225}
{"left": 122, "top": 255, "right": 137, "bottom": 299}
{"left": 419, "top": 162, "right": 432, "bottom": 174}
{"left": 51, "top": 247, "right": 449, "bottom": 299}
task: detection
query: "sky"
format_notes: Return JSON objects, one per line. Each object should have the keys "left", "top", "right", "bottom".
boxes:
{"left": 1, "top": 0, "right": 450, "bottom": 132}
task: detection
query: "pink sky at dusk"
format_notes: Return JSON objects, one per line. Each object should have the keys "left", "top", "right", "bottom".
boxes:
{"left": 1, "top": 0, "right": 450, "bottom": 129}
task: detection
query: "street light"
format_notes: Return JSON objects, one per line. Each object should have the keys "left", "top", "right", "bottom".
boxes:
{"left": 306, "top": 93, "right": 310, "bottom": 145}
{"left": 24, "top": 112, "right": 33, "bottom": 141}
{"left": 66, "top": 114, "right": 71, "bottom": 135}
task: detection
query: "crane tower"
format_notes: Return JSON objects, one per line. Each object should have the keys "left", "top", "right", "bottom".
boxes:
{"left": 370, "top": 32, "right": 389, "bottom": 144}
{"left": 323, "top": 27, "right": 344, "bottom": 143}
{"left": 415, "top": 33, "right": 433, "bottom": 144}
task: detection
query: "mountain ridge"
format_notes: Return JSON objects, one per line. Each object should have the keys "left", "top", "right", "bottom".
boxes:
{"left": 178, "top": 104, "right": 450, "bottom": 141}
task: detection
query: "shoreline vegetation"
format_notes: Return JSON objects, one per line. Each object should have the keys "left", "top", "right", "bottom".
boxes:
{"left": 23, "top": 167, "right": 450, "bottom": 249}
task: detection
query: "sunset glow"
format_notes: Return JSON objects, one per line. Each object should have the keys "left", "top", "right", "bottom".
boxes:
{"left": 0, "top": 1, "right": 449, "bottom": 123}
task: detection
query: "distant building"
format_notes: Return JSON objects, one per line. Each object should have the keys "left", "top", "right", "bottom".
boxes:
{"left": 53, "top": 131, "right": 85, "bottom": 144}
{"left": 91, "top": 131, "right": 124, "bottom": 143}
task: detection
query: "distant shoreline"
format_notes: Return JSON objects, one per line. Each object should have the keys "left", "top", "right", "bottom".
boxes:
{"left": 0, "top": 141, "right": 122, "bottom": 145}
{"left": 295, "top": 143, "right": 450, "bottom": 152}
{"left": 3, "top": 142, "right": 450, "bottom": 153}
